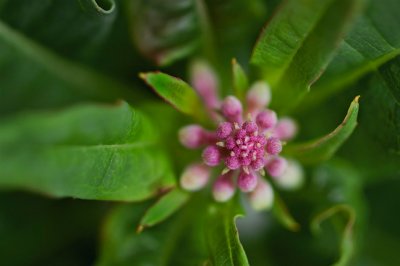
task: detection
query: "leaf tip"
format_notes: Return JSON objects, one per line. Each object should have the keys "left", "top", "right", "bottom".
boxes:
{"left": 138, "top": 72, "right": 148, "bottom": 80}
{"left": 136, "top": 224, "right": 146, "bottom": 234}
{"left": 354, "top": 95, "right": 361, "bottom": 103}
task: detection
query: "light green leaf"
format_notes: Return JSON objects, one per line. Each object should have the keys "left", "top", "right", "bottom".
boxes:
{"left": 138, "top": 188, "right": 190, "bottom": 232}
{"left": 284, "top": 96, "right": 359, "bottom": 164}
{"left": 0, "top": 102, "right": 175, "bottom": 201}
{"left": 0, "top": 19, "right": 137, "bottom": 116}
{"left": 311, "top": 204, "right": 356, "bottom": 266}
{"left": 232, "top": 58, "right": 249, "bottom": 101}
{"left": 206, "top": 199, "right": 249, "bottom": 266}
{"left": 305, "top": 0, "right": 400, "bottom": 108}
{"left": 140, "top": 72, "right": 203, "bottom": 117}
{"left": 251, "top": 0, "right": 362, "bottom": 112}
{"left": 272, "top": 191, "right": 300, "bottom": 232}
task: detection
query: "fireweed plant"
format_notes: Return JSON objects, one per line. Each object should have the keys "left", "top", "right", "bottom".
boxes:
{"left": 141, "top": 61, "right": 304, "bottom": 210}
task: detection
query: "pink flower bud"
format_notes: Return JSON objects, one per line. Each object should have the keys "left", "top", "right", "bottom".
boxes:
{"left": 225, "top": 156, "right": 240, "bottom": 170}
{"left": 251, "top": 157, "right": 266, "bottom": 171}
{"left": 273, "top": 118, "right": 298, "bottom": 141}
{"left": 266, "top": 156, "right": 288, "bottom": 177}
{"left": 246, "top": 81, "right": 271, "bottom": 113}
{"left": 273, "top": 159, "right": 304, "bottom": 190}
{"left": 237, "top": 170, "right": 258, "bottom": 192}
{"left": 266, "top": 137, "right": 282, "bottom": 155}
{"left": 256, "top": 110, "right": 277, "bottom": 130}
{"left": 178, "top": 125, "right": 207, "bottom": 149}
{"left": 248, "top": 180, "right": 274, "bottom": 211}
{"left": 213, "top": 173, "right": 235, "bottom": 202}
{"left": 190, "top": 60, "right": 219, "bottom": 109}
{"left": 243, "top": 121, "right": 258, "bottom": 133}
{"left": 180, "top": 163, "right": 210, "bottom": 191}
{"left": 221, "top": 96, "right": 243, "bottom": 123}
{"left": 216, "top": 122, "right": 233, "bottom": 139}
{"left": 202, "top": 145, "right": 221, "bottom": 166}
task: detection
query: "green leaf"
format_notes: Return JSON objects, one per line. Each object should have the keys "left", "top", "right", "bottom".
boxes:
{"left": 232, "top": 58, "right": 249, "bottom": 101}
{"left": 140, "top": 72, "right": 203, "bottom": 117}
{"left": 362, "top": 56, "right": 400, "bottom": 152}
{"left": 126, "top": 0, "right": 201, "bottom": 66}
{"left": 272, "top": 191, "right": 300, "bottom": 232}
{"left": 251, "top": 0, "right": 362, "bottom": 112}
{"left": 305, "top": 0, "right": 400, "bottom": 108}
{"left": 284, "top": 96, "right": 359, "bottom": 164}
{"left": 0, "top": 19, "right": 137, "bottom": 116}
{"left": 0, "top": 102, "right": 175, "bottom": 201}
{"left": 138, "top": 188, "right": 190, "bottom": 232}
{"left": 311, "top": 204, "right": 356, "bottom": 266}
{"left": 206, "top": 199, "right": 249, "bottom": 266}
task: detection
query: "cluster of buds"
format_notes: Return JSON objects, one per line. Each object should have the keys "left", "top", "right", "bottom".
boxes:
{"left": 179, "top": 61, "right": 303, "bottom": 210}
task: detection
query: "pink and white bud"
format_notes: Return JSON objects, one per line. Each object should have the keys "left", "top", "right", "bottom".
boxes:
{"left": 256, "top": 110, "right": 277, "bottom": 130}
{"left": 248, "top": 179, "right": 274, "bottom": 211}
{"left": 247, "top": 81, "right": 271, "bottom": 113}
{"left": 266, "top": 156, "right": 288, "bottom": 177}
{"left": 273, "top": 118, "right": 298, "bottom": 141}
{"left": 243, "top": 121, "right": 258, "bottom": 133}
{"left": 237, "top": 170, "right": 258, "bottom": 192}
{"left": 221, "top": 96, "right": 243, "bottom": 123}
{"left": 180, "top": 163, "right": 210, "bottom": 191}
{"left": 216, "top": 122, "right": 233, "bottom": 139}
{"left": 225, "top": 156, "right": 241, "bottom": 170}
{"left": 179, "top": 125, "right": 207, "bottom": 149}
{"left": 213, "top": 173, "right": 235, "bottom": 202}
{"left": 266, "top": 137, "right": 282, "bottom": 155}
{"left": 273, "top": 159, "right": 304, "bottom": 190}
{"left": 190, "top": 60, "right": 219, "bottom": 109}
{"left": 202, "top": 145, "right": 221, "bottom": 166}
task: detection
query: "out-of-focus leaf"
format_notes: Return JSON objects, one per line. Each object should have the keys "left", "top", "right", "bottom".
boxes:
{"left": 305, "top": 0, "right": 400, "bottom": 108}
{"left": 361, "top": 56, "right": 400, "bottom": 152}
{"left": 206, "top": 198, "right": 249, "bottom": 266}
{"left": 138, "top": 188, "right": 190, "bottom": 232}
{"left": 272, "top": 191, "right": 300, "bottom": 232}
{"left": 96, "top": 196, "right": 209, "bottom": 266}
{"left": 284, "top": 96, "right": 359, "bottom": 164}
{"left": 0, "top": 20, "right": 136, "bottom": 116}
{"left": 251, "top": 0, "right": 362, "bottom": 112}
{"left": 311, "top": 204, "right": 356, "bottom": 266}
{"left": 232, "top": 58, "right": 249, "bottom": 101}
{"left": 0, "top": 192, "right": 107, "bottom": 266}
{"left": 127, "top": 0, "right": 201, "bottom": 66}
{"left": 140, "top": 72, "right": 203, "bottom": 117}
{"left": 0, "top": 102, "right": 175, "bottom": 201}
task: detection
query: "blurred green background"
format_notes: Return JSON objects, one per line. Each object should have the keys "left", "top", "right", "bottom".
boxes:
{"left": 0, "top": 0, "right": 399, "bottom": 265}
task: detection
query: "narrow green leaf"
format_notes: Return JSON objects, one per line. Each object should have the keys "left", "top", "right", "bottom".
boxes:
{"left": 311, "top": 204, "right": 356, "bottom": 266}
{"left": 206, "top": 199, "right": 249, "bottom": 266}
{"left": 0, "top": 102, "right": 175, "bottom": 201}
{"left": 140, "top": 72, "right": 203, "bottom": 117}
{"left": 272, "top": 191, "right": 300, "bottom": 232}
{"left": 284, "top": 96, "right": 359, "bottom": 164}
{"left": 138, "top": 188, "right": 190, "bottom": 232}
{"left": 251, "top": 0, "right": 362, "bottom": 112}
{"left": 232, "top": 58, "right": 249, "bottom": 101}
{"left": 304, "top": 0, "right": 400, "bottom": 109}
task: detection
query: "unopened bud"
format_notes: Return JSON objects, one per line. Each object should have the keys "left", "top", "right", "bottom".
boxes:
{"left": 213, "top": 173, "right": 235, "bottom": 202}
{"left": 237, "top": 170, "right": 258, "bottom": 192}
{"left": 202, "top": 145, "right": 221, "bottom": 166}
{"left": 190, "top": 60, "right": 219, "bottom": 109}
{"left": 273, "top": 159, "right": 304, "bottom": 190}
{"left": 266, "top": 137, "right": 282, "bottom": 155}
{"left": 273, "top": 118, "right": 298, "bottom": 141}
{"left": 256, "top": 110, "right": 277, "bottom": 130}
{"left": 221, "top": 96, "right": 243, "bottom": 123}
{"left": 248, "top": 179, "right": 274, "bottom": 211}
{"left": 179, "top": 125, "right": 207, "bottom": 149}
{"left": 247, "top": 81, "right": 271, "bottom": 113}
{"left": 180, "top": 163, "right": 210, "bottom": 191}
{"left": 266, "top": 156, "right": 288, "bottom": 177}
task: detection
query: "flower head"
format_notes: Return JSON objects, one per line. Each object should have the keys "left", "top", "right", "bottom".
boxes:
{"left": 177, "top": 60, "right": 302, "bottom": 210}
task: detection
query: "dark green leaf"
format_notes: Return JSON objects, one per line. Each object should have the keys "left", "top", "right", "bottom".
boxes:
{"left": 138, "top": 188, "right": 190, "bottom": 232}
{"left": 126, "top": 0, "right": 201, "bottom": 66}
{"left": 140, "top": 72, "right": 203, "bottom": 117}
{"left": 0, "top": 102, "right": 175, "bottom": 200}
{"left": 232, "top": 58, "right": 249, "bottom": 101}
{"left": 284, "top": 96, "right": 359, "bottom": 164}
{"left": 0, "top": 19, "right": 136, "bottom": 116}
{"left": 305, "top": 0, "right": 400, "bottom": 108}
{"left": 206, "top": 199, "right": 249, "bottom": 266}
{"left": 311, "top": 204, "right": 356, "bottom": 266}
{"left": 251, "top": 0, "right": 362, "bottom": 112}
